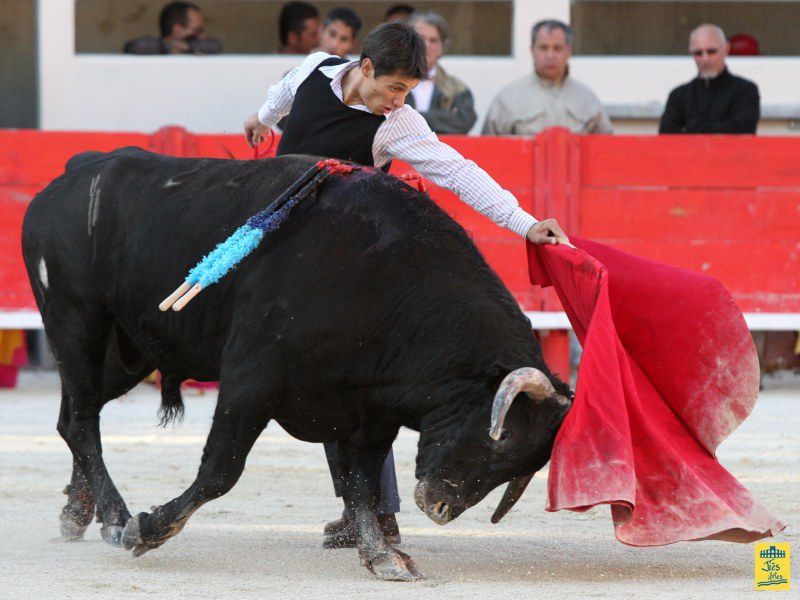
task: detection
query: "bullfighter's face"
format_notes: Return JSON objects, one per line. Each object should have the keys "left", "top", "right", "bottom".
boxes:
{"left": 413, "top": 386, "right": 570, "bottom": 525}
{"left": 358, "top": 59, "right": 420, "bottom": 116}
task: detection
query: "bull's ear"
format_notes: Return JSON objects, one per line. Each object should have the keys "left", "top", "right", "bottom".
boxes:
{"left": 485, "top": 360, "right": 514, "bottom": 388}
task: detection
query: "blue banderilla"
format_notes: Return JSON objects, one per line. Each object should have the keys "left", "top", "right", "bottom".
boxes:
{"left": 159, "top": 159, "right": 359, "bottom": 312}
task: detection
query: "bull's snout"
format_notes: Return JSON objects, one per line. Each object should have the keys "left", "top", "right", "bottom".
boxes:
{"left": 414, "top": 481, "right": 457, "bottom": 525}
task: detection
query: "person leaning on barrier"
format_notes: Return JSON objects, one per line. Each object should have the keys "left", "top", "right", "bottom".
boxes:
{"left": 482, "top": 19, "right": 611, "bottom": 136}
{"left": 659, "top": 24, "right": 760, "bottom": 134}
{"left": 405, "top": 11, "right": 477, "bottom": 134}
{"left": 123, "top": 2, "right": 222, "bottom": 55}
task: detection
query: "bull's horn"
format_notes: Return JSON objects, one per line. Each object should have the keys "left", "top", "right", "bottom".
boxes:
{"left": 489, "top": 367, "right": 557, "bottom": 441}
{"left": 491, "top": 474, "right": 534, "bottom": 524}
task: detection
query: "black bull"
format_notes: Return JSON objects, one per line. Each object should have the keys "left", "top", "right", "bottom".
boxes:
{"left": 21, "top": 148, "right": 571, "bottom": 581}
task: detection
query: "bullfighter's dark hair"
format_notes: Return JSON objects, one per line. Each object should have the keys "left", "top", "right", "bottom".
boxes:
{"left": 360, "top": 23, "right": 428, "bottom": 80}
{"left": 159, "top": 2, "right": 201, "bottom": 38}
{"left": 279, "top": 1, "right": 320, "bottom": 46}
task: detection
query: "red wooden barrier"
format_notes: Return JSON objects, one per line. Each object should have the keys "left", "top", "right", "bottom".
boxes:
{"left": 2, "top": 127, "right": 799, "bottom": 379}
{"left": 573, "top": 129, "right": 800, "bottom": 313}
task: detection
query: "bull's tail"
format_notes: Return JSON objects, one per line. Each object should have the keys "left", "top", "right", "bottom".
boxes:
{"left": 157, "top": 373, "right": 185, "bottom": 427}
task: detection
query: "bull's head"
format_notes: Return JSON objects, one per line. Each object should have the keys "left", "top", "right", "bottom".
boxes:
{"left": 414, "top": 367, "right": 571, "bottom": 525}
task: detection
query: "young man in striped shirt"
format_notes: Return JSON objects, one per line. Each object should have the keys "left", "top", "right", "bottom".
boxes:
{"left": 243, "top": 21, "right": 568, "bottom": 548}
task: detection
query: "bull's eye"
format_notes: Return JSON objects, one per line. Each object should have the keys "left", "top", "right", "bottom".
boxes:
{"left": 499, "top": 429, "right": 510, "bottom": 441}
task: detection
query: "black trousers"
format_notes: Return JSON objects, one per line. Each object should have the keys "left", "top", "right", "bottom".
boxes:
{"left": 323, "top": 442, "right": 401, "bottom": 514}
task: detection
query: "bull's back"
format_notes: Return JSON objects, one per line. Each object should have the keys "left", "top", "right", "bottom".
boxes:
{"left": 22, "top": 149, "right": 314, "bottom": 371}
{"left": 22, "top": 147, "right": 527, "bottom": 382}
{"left": 23, "top": 147, "right": 309, "bottom": 291}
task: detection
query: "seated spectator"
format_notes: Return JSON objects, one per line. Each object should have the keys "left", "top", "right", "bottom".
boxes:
{"left": 659, "top": 24, "right": 760, "bottom": 134}
{"left": 319, "top": 7, "right": 361, "bottom": 58}
{"left": 482, "top": 20, "right": 611, "bottom": 135}
{"left": 123, "top": 2, "right": 221, "bottom": 55}
{"left": 385, "top": 4, "right": 415, "bottom": 23}
{"left": 406, "top": 11, "right": 476, "bottom": 134}
{"left": 279, "top": 2, "right": 321, "bottom": 55}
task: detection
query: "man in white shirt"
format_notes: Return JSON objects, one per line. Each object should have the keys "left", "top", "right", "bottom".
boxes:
{"left": 243, "top": 22, "right": 568, "bottom": 548}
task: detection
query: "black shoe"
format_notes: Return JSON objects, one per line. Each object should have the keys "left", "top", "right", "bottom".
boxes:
{"left": 323, "top": 510, "right": 352, "bottom": 537}
{"left": 322, "top": 511, "right": 401, "bottom": 548}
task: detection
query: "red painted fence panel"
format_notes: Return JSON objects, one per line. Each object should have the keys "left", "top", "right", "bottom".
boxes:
{"left": 573, "top": 132, "right": 800, "bottom": 313}
{"left": 2, "top": 127, "right": 799, "bottom": 321}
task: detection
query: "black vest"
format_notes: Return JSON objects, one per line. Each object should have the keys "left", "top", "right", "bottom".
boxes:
{"left": 277, "top": 57, "right": 387, "bottom": 167}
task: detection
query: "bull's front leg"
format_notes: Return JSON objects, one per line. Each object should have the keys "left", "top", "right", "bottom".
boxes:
{"left": 122, "top": 380, "right": 273, "bottom": 556}
{"left": 338, "top": 440, "right": 423, "bottom": 581}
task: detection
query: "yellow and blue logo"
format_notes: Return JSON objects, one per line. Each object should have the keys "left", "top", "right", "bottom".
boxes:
{"left": 754, "top": 543, "right": 790, "bottom": 591}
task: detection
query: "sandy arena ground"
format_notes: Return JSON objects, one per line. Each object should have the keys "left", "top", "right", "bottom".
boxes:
{"left": 0, "top": 370, "right": 797, "bottom": 599}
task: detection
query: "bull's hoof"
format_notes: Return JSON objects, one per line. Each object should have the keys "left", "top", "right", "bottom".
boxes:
{"left": 59, "top": 484, "right": 95, "bottom": 541}
{"left": 364, "top": 548, "right": 423, "bottom": 582}
{"left": 100, "top": 524, "right": 125, "bottom": 547}
{"left": 59, "top": 510, "right": 90, "bottom": 541}
{"left": 121, "top": 513, "right": 151, "bottom": 557}
{"left": 123, "top": 510, "right": 186, "bottom": 557}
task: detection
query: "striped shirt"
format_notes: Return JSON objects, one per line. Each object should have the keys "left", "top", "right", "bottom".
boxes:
{"left": 257, "top": 52, "right": 538, "bottom": 237}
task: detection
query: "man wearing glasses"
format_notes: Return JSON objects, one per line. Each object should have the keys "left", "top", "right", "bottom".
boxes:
{"left": 659, "top": 23, "right": 760, "bottom": 134}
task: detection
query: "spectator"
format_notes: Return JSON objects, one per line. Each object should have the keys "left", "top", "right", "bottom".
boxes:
{"left": 406, "top": 11, "right": 476, "bottom": 134}
{"left": 319, "top": 7, "right": 361, "bottom": 58}
{"left": 279, "top": 2, "right": 321, "bottom": 55}
{"left": 482, "top": 19, "right": 611, "bottom": 135}
{"left": 384, "top": 4, "right": 415, "bottom": 23}
{"left": 659, "top": 24, "right": 760, "bottom": 134}
{"left": 123, "top": 2, "right": 221, "bottom": 55}
{"left": 276, "top": 3, "right": 324, "bottom": 129}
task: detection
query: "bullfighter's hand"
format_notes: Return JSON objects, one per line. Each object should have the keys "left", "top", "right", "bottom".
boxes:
{"left": 244, "top": 113, "right": 269, "bottom": 148}
{"left": 526, "top": 219, "right": 572, "bottom": 246}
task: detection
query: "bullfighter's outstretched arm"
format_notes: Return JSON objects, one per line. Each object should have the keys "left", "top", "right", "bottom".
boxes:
{"left": 376, "top": 107, "right": 569, "bottom": 245}
{"left": 376, "top": 106, "right": 539, "bottom": 237}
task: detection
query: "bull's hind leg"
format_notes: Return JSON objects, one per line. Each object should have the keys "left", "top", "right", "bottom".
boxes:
{"left": 52, "top": 312, "right": 137, "bottom": 546}
{"left": 122, "top": 369, "right": 277, "bottom": 556}
{"left": 60, "top": 458, "right": 95, "bottom": 540}
{"left": 338, "top": 439, "right": 423, "bottom": 581}
{"left": 57, "top": 339, "right": 153, "bottom": 541}
{"left": 58, "top": 386, "right": 96, "bottom": 540}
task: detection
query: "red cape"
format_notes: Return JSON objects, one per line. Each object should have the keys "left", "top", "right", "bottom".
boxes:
{"left": 527, "top": 237, "right": 785, "bottom": 545}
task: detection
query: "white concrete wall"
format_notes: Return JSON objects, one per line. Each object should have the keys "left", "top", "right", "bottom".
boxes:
{"left": 39, "top": 0, "right": 800, "bottom": 135}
